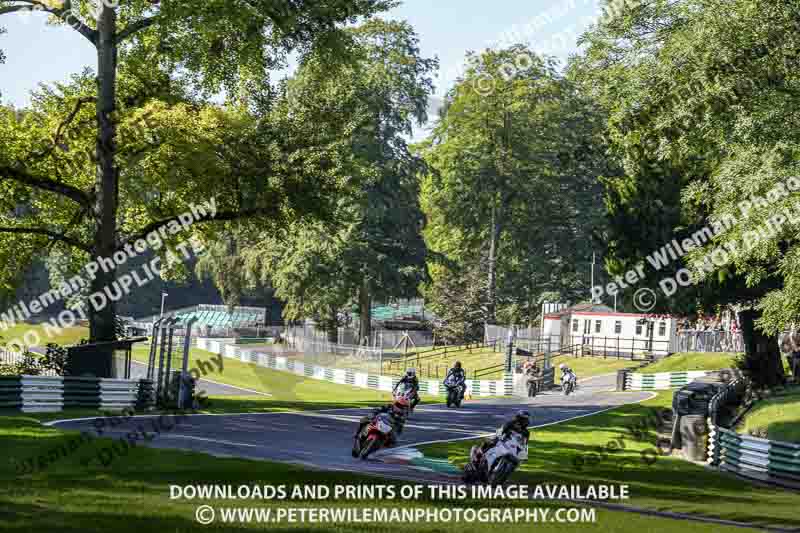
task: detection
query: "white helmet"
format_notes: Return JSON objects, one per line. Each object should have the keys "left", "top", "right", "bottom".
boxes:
{"left": 559, "top": 363, "right": 567, "bottom": 370}
{"left": 406, "top": 368, "right": 416, "bottom": 377}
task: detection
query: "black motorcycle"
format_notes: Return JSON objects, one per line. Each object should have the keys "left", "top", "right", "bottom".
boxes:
{"left": 443, "top": 374, "right": 464, "bottom": 408}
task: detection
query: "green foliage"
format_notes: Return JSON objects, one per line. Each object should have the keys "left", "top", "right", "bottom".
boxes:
{"left": 201, "top": 20, "right": 437, "bottom": 329}
{"left": 426, "top": 261, "right": 488, "bottom": 345}
{"left": 576, "top": 0, "right": 800, "bottom": 326}
{"left": 40, "top": 344, "right": 69, "bottom": 375}
{"left": 421, "top": 46, "right": 610, "bottom": 324}
{"left": 0, "top": 1, "right": 397, "bottom": 340}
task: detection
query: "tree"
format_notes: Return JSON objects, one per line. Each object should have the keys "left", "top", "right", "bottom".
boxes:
{"left": 420, "top": 46, "right": 609, "bottom": 325}
{"left": 0, "top": 0, "right": 394, "bottom": 341}
{"left": 199, "top": 19, "right": 436, "bottom": 343}
{"left": 576, "top": 0, "right": 800, "bottom": 386}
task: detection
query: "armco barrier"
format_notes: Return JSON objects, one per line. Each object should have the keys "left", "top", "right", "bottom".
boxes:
{"left": 0, "top": 376, "right": 154, "bottom": 413}
{"left": 197, "top": 338, "right": 514, "bottom": 397}
{"left": 708, "top": 425, "right": 800, "bottom": 488}
{"left": 625, "top": 370, "right": 712, "bottom": 390}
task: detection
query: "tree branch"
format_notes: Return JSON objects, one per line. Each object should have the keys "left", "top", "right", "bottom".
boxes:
{"left": 1, "top": 1, "right": 97, "bottom": 45}
{"left": 0, "top": 165, "right": 92, "bottom": 206}
{"left": 116, "top": 15, "right": 158, "bottom": 43}
{"left": 119, "top": 207, "right": 277, "bottom": 248}
{"left": 27, "top": 96, "right": 96, "bottom": 163}
{"left": 0, "top": 226, "right": 91, "bottom": 251}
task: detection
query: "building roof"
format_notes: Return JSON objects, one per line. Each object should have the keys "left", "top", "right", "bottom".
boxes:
{"left": 545, "top": 303, "right": 614, "bottom": 318}
{"left": 544, "top": 302, "right": 674, "bottom": 320}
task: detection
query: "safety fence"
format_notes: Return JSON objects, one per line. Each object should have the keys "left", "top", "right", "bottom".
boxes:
{"left": 623, "top": 370, "right": 713, "bottom": 390}
{"left": 707, "top": 426, "right": 800, "bottom": 488}
{"left": 704, "top": 376, "right": 800, "bottom": 489}
{"left": 0, "top": 376, "right": 154, "bottom": 413}
{"left": 676, "top": 330, "right": 744, "bottom": 353}
{"left": 197, "top": 338, "right": 514, "bottom": 397}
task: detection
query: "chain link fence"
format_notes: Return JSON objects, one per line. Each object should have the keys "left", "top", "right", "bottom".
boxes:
{"left": 676, "top": 330, "right": 744, "bottom": 353}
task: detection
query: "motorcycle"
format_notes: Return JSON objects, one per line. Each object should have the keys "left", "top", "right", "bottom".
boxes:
{"left": 353, "top": 412, "right": 396, "bottom": 460}
{"left": 394, "top": 383, "right": 417, "bottom": 416}
{"left": 562, "top": 374, "right": 577, "bottom": 396}
{"left": 443, "top": 374, "right": 465, "bottom": 408}
{"left": 463, "top": 430, "right": 528, "bottom": 486}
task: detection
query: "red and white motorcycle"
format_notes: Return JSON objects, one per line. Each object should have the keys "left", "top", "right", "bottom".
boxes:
{"left": 354, "top": 412, "right": 395, "bottom": 460}
{"left": 463, "top": 430, "right": 528, "bottom": 486}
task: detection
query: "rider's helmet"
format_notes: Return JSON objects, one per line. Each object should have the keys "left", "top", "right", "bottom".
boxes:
{"left": 559, "top": 363, "right": 567, "bottom": 370}
{"left": 406, "top": 368, "right": 416, "bottom": 377}
{"left": 454, "top": 361, "right": 462, "bottom": 369}
{"left": 515, "top": 409, "right": 531, "bottom": 426}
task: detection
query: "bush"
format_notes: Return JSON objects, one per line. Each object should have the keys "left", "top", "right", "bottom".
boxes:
{"left": 40, "top": 344, "right": 69, "bottom": 375}
{"left": 16, "top": 352, "right": 42, "bottom": 375}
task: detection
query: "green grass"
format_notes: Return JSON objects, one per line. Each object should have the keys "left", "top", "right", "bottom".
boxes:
{"left": 0, "top": 413, "right": 763, "bottom": 532}
{"left": 131, "top": 345, "right": 403, "bottom": 402}
{"left": 640, "top": 352, "right": 740, "bottom": 373}
{"left": 0, "top": 322, "right": 89, "bottom": 349}
{"left": 739, "top": 392, "right": 800, "bottom": 443}
{"left": 420, "top": 392, "right": 798, "bottom": 529}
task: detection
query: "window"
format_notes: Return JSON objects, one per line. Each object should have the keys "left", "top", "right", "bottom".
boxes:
{"left": 572, "top": 319, "right": 579, "bottom": 332}
{"left": 659, "top": 322, "right": 667, "bottom": 336}
{"left": 614, "top": 321, "right": 622, "bottom": 334}
{"left": 595, "top": 320, "right": 602, "bottom": 334}
{"left": 635, "top": 323, "right": 643, "bottom": 335}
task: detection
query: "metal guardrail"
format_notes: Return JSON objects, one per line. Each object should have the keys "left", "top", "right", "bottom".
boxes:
{"left": 702, "top": 376, "right": 800, "bottom": 489}
{"left": 708, "top": 425, "right": 800, "bottom": 489}
{"left": 0, "top": 376, "right": 154, "bottom": 412}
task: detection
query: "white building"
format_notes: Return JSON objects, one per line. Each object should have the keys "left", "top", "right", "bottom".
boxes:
{"left": 541, "top": 303, "right": 678, "bottom": 357}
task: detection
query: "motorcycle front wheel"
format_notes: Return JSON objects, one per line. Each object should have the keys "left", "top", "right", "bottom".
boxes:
{"left": 488, "top": 457, "right": 516, "bottom": 486}
{"left": 360, "top": 437, "right": 381, "bottom": 460}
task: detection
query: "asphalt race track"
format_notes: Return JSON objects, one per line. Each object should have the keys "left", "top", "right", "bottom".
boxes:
{"left": 48, "top": 374, "right": 653, "bottom": 479}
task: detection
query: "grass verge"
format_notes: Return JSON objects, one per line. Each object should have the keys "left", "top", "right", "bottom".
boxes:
{"left": 0, "top": 323, "right": 89, "bottom": 349}
{"left": 738, "top": 392, "right": 800, "bottom": 443}
{"left": 420, "top": 392, "right": 799, "bottom": 529}
{"left": 640, "top": 352, "right": 740, "bottom": 373}
{"left": 1, "top": 413, "right": 762, "bottom": 532}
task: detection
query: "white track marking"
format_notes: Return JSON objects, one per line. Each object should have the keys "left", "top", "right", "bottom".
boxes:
{"left": 160, "top": 434, "right": 262, "bottom": 448}
{"left": 384, "top": 391, "right": 658, "bottom": 452}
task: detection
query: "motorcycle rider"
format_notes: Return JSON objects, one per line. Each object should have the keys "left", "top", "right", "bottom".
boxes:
{"left": 479, "top": 410, "right": 531, "bottom": 454}
{"left": 524, "top": 361, "right": 541, "bottom": 397}
{"left": 352, "top": 401, "right": 405, "bottom": 456}
{"left": 560, "top": 363, "right": 577, "bottom": 389}
{"left": 394, "top": 368, "right": 420, "bottom": 410}
{"left": 444, "top": 361, "right": 467, "bottom": 401}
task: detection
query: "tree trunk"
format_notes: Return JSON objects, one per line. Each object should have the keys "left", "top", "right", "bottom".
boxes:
{"left": 326, "top": 307, "right": 338, "bottom": 344}
{"left": 358, "top": 280, "right": 372, "bottom": 345}
{"left": 486, "top": 203, "right": 503, "bottom": 324}
{"left": 89, "top": 5, "right": 119, "bottom": 343}
{"left": 739, "top": 309, "right": 785, "bottom": 389}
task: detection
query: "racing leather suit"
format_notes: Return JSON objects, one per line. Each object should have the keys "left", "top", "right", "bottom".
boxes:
{"left": 394, "top": 375, "right": 420, "bottom": 408}
{"left": 355, "top": 405, "right": 403, "bottom": 445}
{"left": 444, "top": 367, "right": 466, "bottom": 399}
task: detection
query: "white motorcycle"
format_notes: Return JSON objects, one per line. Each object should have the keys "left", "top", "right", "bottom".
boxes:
{"left": 562, "top": 373, "right": 578, "bottom": 395}
{"left": 463, "top": 430, "right": 528, "bottom": 486}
